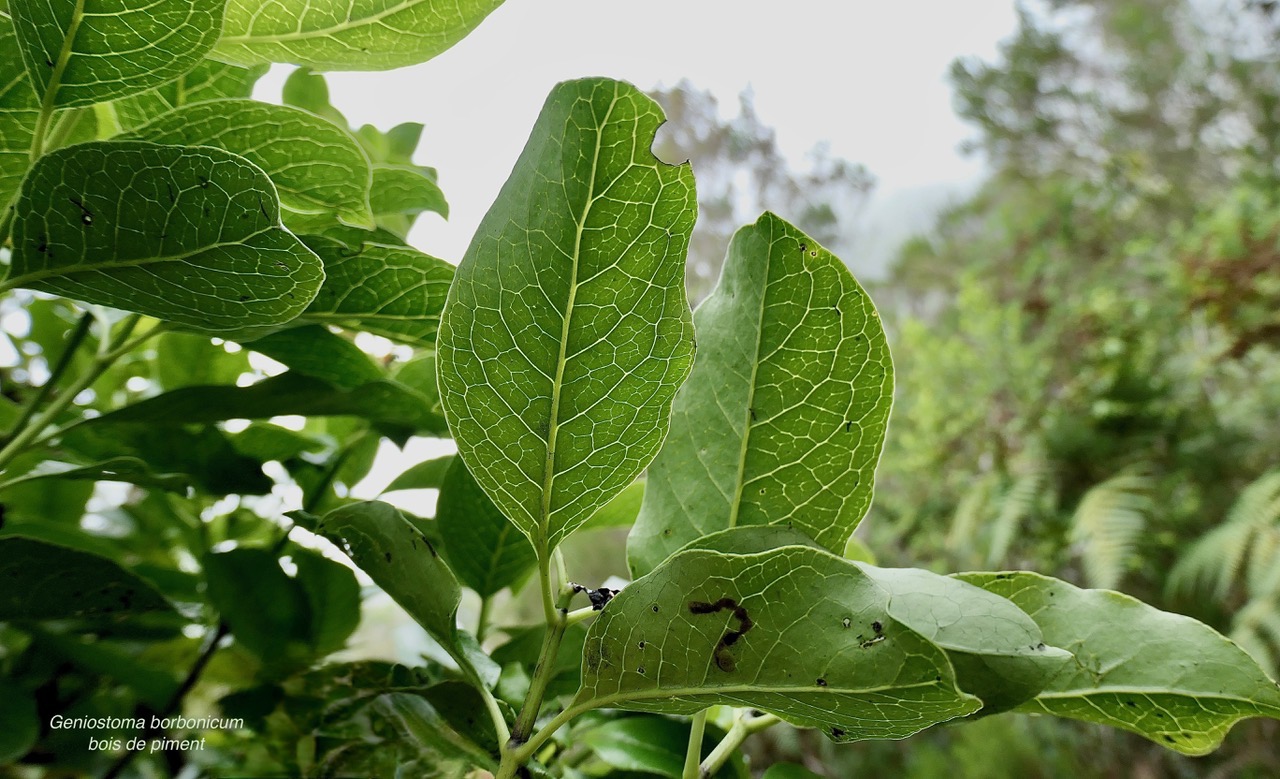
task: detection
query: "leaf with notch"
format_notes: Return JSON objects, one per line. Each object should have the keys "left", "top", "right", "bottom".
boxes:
{"left": 437, "top": 77, "right": 697, "bottom": 554}
{"left": 0, "top": 536, "right": 174, "bottom": 620}
{"left": 436, "top": 456, "right": 536, "bottom": 597}
{"left": 301, "top": 235, "right": 453, "bottom": 347}
{"left": 959, "top": 571, "right": 1280, "bottom": 755}
{"left": 629, "top": 213, "right": 892, "bottom": 575}
{"left": 10, "top": 0, "right": 223, "bottom": 108}
{"left": 215, "top": 0, "right": 505, "bottom": 71}
{"left": 370, "top": 164, "right": 448, "bottom": 237}
{"left": 130, "top": 99, "right": 375, "bottom": 229}
{"left": 575, "top": 539, "right": 981, "bottom": 741}
{"left": 6, "top": 141, "right": 325, "bottom": 336}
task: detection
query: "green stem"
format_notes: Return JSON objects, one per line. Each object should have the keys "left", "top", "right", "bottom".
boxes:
{"left": 2, "top": 311, "right": 92, "bottom": 442}
{"left": 563, "top": 605, "right": 598, "bottom": 627}
{"left": 476, "top": 594, "right": 493, "bottom": 643}
{"left": 0, "top": 314, "right": 143, "bottom": 473}
{"left": 699, "top": 711, "right": 780, "bottom": 778}
{"left": 497, "top": 702, "right": 591, "bottom": 779}
{"left": 683, "top": 710, "right": 709, "bottom": 779}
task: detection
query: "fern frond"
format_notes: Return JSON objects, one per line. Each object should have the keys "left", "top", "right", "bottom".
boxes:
{"left": 986, "top": 445, "right": 1051, "bottom": 567}
{"left": 1070, "top": 469, "right": 1152, "bottom": 590}
{"left": 1169, "top": 470, "right": 1280, "bottom": 601}
{"left": 947, "top": 473, "right": 997, "bottom": 559}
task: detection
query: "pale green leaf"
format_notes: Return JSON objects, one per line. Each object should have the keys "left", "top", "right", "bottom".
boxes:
{"left": 130, "top": 99, "right": 375, "bottom": 228}
{"left": 301, "top": 235, "right": 453, "bottom": 347}
{"left": 112, "top": 58, "right": 268, "bottom": 132}
{"left": 437, "top": 77, "right": 697, "bottom": 553}
{"left": 153, "top": 332, "right": 251, "bottom": 391}
{"left": 575, "top": 540, "right": 982, "bottom": 741}
{"left": 10, "top": 0, "right": 223, "bottom": 107}
{"left": 580, "top": 480, "right": 645, "bottom": 532}
{"left": 383, "top": 455, "right": 455, "bottom": 493}
{"left": 215, "top": 0, "right": 505, "bottom": 71}
{"left": 0, "top": 21, "right": 38, "bottom": 208}
{"left": 959, "top": 571, "right": 1280, "bottom": 755}
{"left": 629, "top": 213, "right": 893, "bottom": 575}
{"left": 370, "top": 163, "right": 448, "bottom": 237}
{"left": 6, "top": 141, "right": 325, "bottom": 335}
{"left": 436, "top": 456, "right": 536, "bottom": 597}
{"left": 0, "top": 536, "right": 174, "bottom": 620}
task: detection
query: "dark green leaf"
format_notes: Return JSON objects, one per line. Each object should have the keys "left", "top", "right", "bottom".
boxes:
{"left": 247, "top": 325, "right": 383, "bottom": 390}
{"left": 215, "top": 0, "right": 505, "bottom": 71}
{"left": 10, "top": 0, "right": 223, "bottom": 107}
{"left": 582, "top": 716, "right": 746, "bottom": 779}
{"left": 7, "top": 141, "right": 325, "bottom": 336}
{"left": 302, "top": 235, "right": 453, "bottom": 347}
{"left": 0, "top": 678, "right": 38, "bottom": 763}
{"left": 0, "top": 21, "right": 38, "bottom": 208}
{"left": 959, "top": 571, "right": 1280, "bottom": 755}
{"left": 292, "top": 547, "right": 361, "bottom": 656}
{"left": 204, "top": 548, "right": 313, "bottom": 672}
{"left": 629, "top": 213, "right": 893, "bottom": 575}
{"left": 130, "top": 99, "right": 375, "bottom": 228}
{"left": 0, "top": 536, "right": 174, "bottom": 620}
{"left": 437, "top": 78, "right": 697, "bottom": 553}
{"left": 0, "top": 455, "right": 191, "bottom": 493}
{"left": 437, "top": 456, "right": 536, "bottom": 597}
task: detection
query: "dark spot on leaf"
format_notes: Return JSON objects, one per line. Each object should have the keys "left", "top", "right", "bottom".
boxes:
{"left": 830, "top": 727, "right": 845, "bottom": 738}
{"left": 651, "top": 604, "right": 659, "bottom": 613}
{"left": 662, "top": 528, "right": 673, "bottom": 537}
{"left": 841, "top": 617, "right": 851, "bottom": 628}
{"left": 638, "top": 640, "right": 646, "bottom": 649}
{"left": 872, "top": 620, "right": 882, "bottom": 634}
{"left": 844, "top": 421, "right": 852, "bottom": 432}
{"left": 198, "top": 176, "right": 210, "bottom": 189}
{"left": 995, "top": 574, "right": 1010, "bottom": 580}
{"left": 238, "top": 295, "right": 249, "bottom": 301}
{"left": 810, "top": 250, "right": 817, "bottom": 257}
{"left": 799, "top": 242, "right": 807, "bottom": 252}
{"left": 45, "top": 58, "right": 55, "bottom": 68}
{"left": 816, "top": 678, "right": 827, "bottom": 687}
{"left": 384, "top": 552, "right": 392, "bottom": 563}
{"left": 637, "top": 666, "right": 645, "bottom": 674}
{"left": 934, "top": 675, "right": 942, "bottom": 682}
{"left": 419, "top": 534, "right": 438, "bottom": 557}
{"left": 749, "top": 407, "right": 757, "bottom": 421}
{"left": 1125, "top": 700, "right": 1136, "bottom": 707}
{"left": 1163, "top": 735, "right": 1175, "bottom": 743}
{"left": 68, "top": 197, "right": 93, "bottom": 226}
{"left": 688, "top": 597, "right": 754, "bottom": 672}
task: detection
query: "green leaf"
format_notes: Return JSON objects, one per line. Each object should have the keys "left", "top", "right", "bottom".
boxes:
{"left": 301, "top": 235, "right": 453, "bottom": 347}
{"left": 130, "top": 99, "right": 375, "bottom": 229}
{"left": 437, "top": 78, "right": 697, "bottom": 554}
{"left": 10, "top": 0, "right": 223, "bottom": 108}
{"left": 491, "top": 622, "right": 588, "bottom": 701}
{"left": 215, "top": 0, "right": 505, "bottom": 71}
{"left": 575, "top": 540, "right": 981, "bottom": 741}
{"left": 581, "top": 716, "right": 745, "bottom": 779}
{"left": 0, "top": 455, "right": 191, "bottom": 493}
{"left": 154, "top": 332, "right": 251, "bottom": 391}
{"left": 204, "top": 548, "right": 314, "bottom": 672}
{"left": 90, "top": 372, "right": 447, "bottom": 435}
{"left": 0, "top": 21, "right": 39, "bottom": 208}
{"left": 314, "top": 501, "right": 461, "bottom": 657}
{"left": 0, "top": 536, "right": 174, "bottom": 620}
{"left": 580, "top": 480, "right": 645, "bottom": 532}
{"left": 959, "top": 571, "right": 1280, "bottom": 755}
{"left": 370, "top": 163, "right": 448, "bottom": 237}
{"left": 629, "top": 213, "right": 893, "bottom": 575}
{"left": 247, "top": 325, "right": 384, "bottom": 390}
{"left": 112, "top": 59, "right": 268, "bottom": 132}
{"left": 6, "top": 141, "right": 325, "bottom": 336}
{"left": 281, "top": 67, "right": 346, "bottom": 126}
{"left": 855, "top": 565, "right": 1070, "bottom": 714}
{"left": 0, "top": 678, "right": 38, "bottom": 763}
{"left": 384, "top": 455, "right": 455, "bottom": 493}
{"left": 436, "top": 456, "right": 536, "bottom": 597}
{"left": 292, "top": 547, "right": 362, "bottom": 656}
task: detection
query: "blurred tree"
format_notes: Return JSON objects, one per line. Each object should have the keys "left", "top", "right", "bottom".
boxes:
{"left": 649, "top": 81, "right": 874, "bottom": 303}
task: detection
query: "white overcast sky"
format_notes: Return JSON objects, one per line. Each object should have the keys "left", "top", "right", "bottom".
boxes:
{"left": 257, "top": 1, "right": 1020, "bottom": 268}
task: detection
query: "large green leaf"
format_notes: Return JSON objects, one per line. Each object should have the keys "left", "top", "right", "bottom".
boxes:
{"left": 130, "top": 99, "right": 375, "bottom": 228}
{"left": 87, "top": 371, "right": 447, "bottom": 434}
{"left": 215, "top": 0, "right": 505, "bottom": 71}
{"left": 0, "top": 536, "right": 174, "bottom": 620}
{"left": 5, "top": 141, "right": 324, "bottom": 335}
{"left": 0, "top": 21, "right": 38, "bottom": 208}
{"left": 312, "top": 501, "right": 462, "bottom": 657}
{"left": 0, "top": 678, "right": 38, "bottom": 763}
{"left": 9, "top": 0, "right": 223, "bottom": 108}
{"left": 629, "top": 213, "right": 893, "bottom": 575}
{"left": 437, "top": 78, "right": 697, "bottom": 554}
{"left": 575, "top": 540, "right": 982, "bottom": 741}
{"left": 153, "top": 332, "right": 251, "bottom": 391}
{"left": 301, "top": 235, "right": 453, "bottom": 347}
{"left": 204, "top": 548, "right": 314, "bottom": 673}
{"left": 0, "top": 455, "right": 191, "bottom": 493}
{"left": 112, "top": 59, "right": 268, "bottom": 132}
{"left": 436, "top": 456, "right": 536, "bottom": 597}
{"left": 581, "top": 716, "right": 747, "bottom": 779}
{"left": 959, "top": 571, "right": 1280, "bottom": 755}
{"left": 383, "top": 454, "right": 455, "bottom": 493}
{"left": 292, "top": 547, "right": 362, "bottom": 656}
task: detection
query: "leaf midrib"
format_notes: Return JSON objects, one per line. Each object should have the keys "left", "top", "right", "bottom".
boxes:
{"left": 726, "top": 228, "right": 771, "bottom": 528}
{"left": 2, "top": 227, "right": 276, "bottom": 292}
{"left": 537, "top": 93, "right": 619, "bottom": 546}
{"left": 34, "top": 0, "right": 87, "bottom": 144}
{"left": 579, "top": 677, "right": 965, "bottom": 712}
